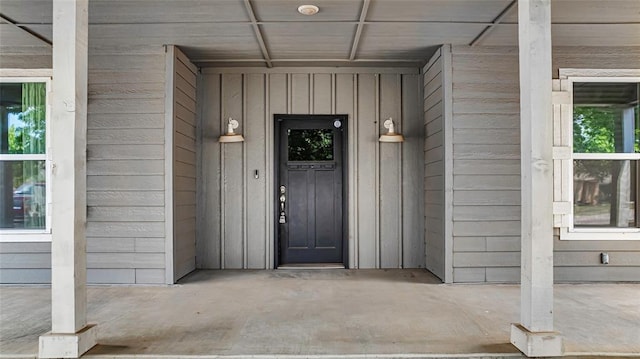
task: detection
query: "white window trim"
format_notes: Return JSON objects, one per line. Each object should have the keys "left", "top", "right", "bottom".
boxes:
{"left": 559, "top": 68, "right": 640, "bottom": 240}
{"left": 0, "top": 75, "right": 52, "bottom": 242}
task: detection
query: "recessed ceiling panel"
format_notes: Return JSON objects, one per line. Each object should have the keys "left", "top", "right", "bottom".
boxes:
{"left": 184, "top": 47, "right": 265, "bottom": 62}
{"left": 194, "top": 60, "right": 268, "bottom": 68}
{"left": 501, "top": 0, "right": 640, "bottom": 23}
{"left": 89, "top": 0, "right": 249, "bottom": 24}
{"left": 477, "top": 25, "right": 517, "bottom": 46}
{"left": 0, "top": 24, "right": 51, "bottom": 46}
{"left": 366, "top": 0, "right": 512, "bottom": 22}
{"left": 89, "top": 23, "right": 262, "bottom": 58}
{"left": 0, "top": 0, "right": 51, "bottom": 24}
{"left": 252, "top": 0, "right": 362, "bottom": 22}
{"left": 357, "top": 23, "right": 486, "bottom": 59}
{"left": 261, "top": 23, "right": 355, "bottom": 59}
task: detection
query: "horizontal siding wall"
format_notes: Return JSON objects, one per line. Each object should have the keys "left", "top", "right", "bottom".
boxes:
{"left": 169, "top": 47, "right": 198, "bottom": 281}
{"left": 199, "top": 68, "right": 424, "bottom": 269}
{"left": 423, "top": 50, "right": 445, "bottom": 280}
{"left": 0, "top": 44, "right": 169, "bottom": 284}
{"left": 86, "top": 46, "right": 167, "bottom": 284}
{"left": 450, "top": 45, "right": 640, "bottom": 283}
{"left": 552, "top": 46, "right": 640, "bottom": 281}
{"left": 0, "top": 43, "right": 52, "bottom": 283}
{"left": 0, "top": 242, "right": 51, "bottom": 284}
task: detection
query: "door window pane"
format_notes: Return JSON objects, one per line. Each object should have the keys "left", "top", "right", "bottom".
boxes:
{"left": 574, "top": 160, "right": 636, "bottom": 227}
{"left": 0, "top": 160, "right": 46, "bottom": 229}
{"left": 0, "top": 82, "right": 47, "bottom": 155}
{"left": 288, "top": 129, "right": 334, "bottom": 161}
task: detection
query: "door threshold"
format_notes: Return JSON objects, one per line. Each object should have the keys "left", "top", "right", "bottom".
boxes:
{"left": 277, "top": 263, "right": 345, "bottom": 270}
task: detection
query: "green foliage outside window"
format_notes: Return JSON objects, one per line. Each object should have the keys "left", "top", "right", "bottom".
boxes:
{"left": 573, "top": 106, "right": 640, "bottom": 180}
{"left": 573, "top": 107, "right": 616, "bottom": 154}
{"left": 0, "top": 82, "right": 47, "bottom": 229}
{"left": 9, "top": 83, "right": 46, "bottom": 156}
{"left": 288, "top": 129, "right": 334, "bottom": 161}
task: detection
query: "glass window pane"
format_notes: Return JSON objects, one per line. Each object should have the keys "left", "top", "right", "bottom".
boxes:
{"left": 0, "top": 82, "right": 47, "bottom": 155}
{"left": 573, "top": 82, "right": 639, "bottom": 153}
{"left": 0, "top": 160, "right": 46, "bottom": 229}
{"left": 574, "top": 160, "right": 636, "bottom": 228}
{"left": 288, "top": 129, "right": 334, "bottom": 161}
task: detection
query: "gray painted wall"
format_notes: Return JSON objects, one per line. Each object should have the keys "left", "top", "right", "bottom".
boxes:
{"left": 4, "top": 40, "right": 637, "bottom": 284}
{"left": 423, "top": 50, "right": 446, "bottom": 281}
{"left": 0, "top": 32, "right": 52, "bottom": 284}
{"left": 167, "top": 47, "right": 198, "bottom": 282}
{"left": 449, "top": 45, "right": 640, "bottom": 282}
{"left": 85, "top": 47, "right": 167, "bottom": 284}
{"left": 0, "top": 46, "right": 169, "bottom": 284}
{"left": 198, "top": 68, "right": 424, "bottom": 269}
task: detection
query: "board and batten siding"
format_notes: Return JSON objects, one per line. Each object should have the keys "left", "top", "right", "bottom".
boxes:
{"left": 449, "top": 45, "right": 640, "bottom": 282}
{"left": 166, "top": 46, "right": 198, "bottom": 282}
{"left": 198, "top": 68, "right": 424, "bottom": 269}
{"left": 422, "top": 47, "right": 453, "bottom": 282}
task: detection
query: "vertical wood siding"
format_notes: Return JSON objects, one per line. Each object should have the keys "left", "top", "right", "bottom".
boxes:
{"left": 170, "top": 47, "right": 198, "bottom": 280}
{"left": 423, "top": 50, "right": 446, "bottom": 280}
{"left": 199, "top": 69, "right": 424, "bottom": 269}
{"left": 449, "top": 45, "right": 640, "bottom": 282}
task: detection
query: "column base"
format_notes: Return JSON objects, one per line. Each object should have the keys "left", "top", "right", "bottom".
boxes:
{"left": 39, "top": 324, "right": 97, "bottom": 359}
{"left": 511, "top": 323, "right": 563, "bottom": 357}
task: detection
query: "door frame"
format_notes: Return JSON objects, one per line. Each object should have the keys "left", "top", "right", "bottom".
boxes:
{"left": 274, "top": 114, "right": 349, "bottom": 268}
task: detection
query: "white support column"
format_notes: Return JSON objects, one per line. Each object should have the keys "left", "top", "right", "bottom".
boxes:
{"left": 510, "top": 0, "right": 563, "bottom": 357}
{"left": 39, "top": 0, "right": 97, "bottom": 358}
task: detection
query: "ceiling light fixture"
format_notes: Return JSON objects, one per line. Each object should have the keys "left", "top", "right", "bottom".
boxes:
{"left": 297, "top": 4, "right": 320, "bottom": 16}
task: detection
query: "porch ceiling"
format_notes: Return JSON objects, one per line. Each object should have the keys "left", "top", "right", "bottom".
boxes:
{"left": 0, "top": 0, "right": 639, "bottom": 68}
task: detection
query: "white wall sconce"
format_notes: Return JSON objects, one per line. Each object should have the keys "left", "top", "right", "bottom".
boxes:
{"left": 219, "top": 118, "right": 245, "bottom": 143}
{"left": 378, "top": 118, "right": 404, "bottom": 143}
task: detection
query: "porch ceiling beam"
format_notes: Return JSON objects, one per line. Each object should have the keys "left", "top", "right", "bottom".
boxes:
{"left": 243, "top": 0, "right": 273, "bottom": 68}
{"left": 0, "top": 13, "right": 52, "bottom": 46}
{"left": 469, "top": 0, "right": 517, "bottom": 46}
{"left": 11, "top": 19, "right": 640, "bottom": 26}
{"left": 349, "top": 0, "right": 370, "bottom": 61}
{"left": 192, "top": 58, "right": 424, "bottom": 63}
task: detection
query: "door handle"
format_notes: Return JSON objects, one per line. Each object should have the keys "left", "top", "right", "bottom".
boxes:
{"left": 279, "top": 185, "right": 287, "bottom": 224}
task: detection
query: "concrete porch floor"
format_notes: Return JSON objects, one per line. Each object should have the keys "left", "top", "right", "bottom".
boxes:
{"left": 1, "top": 269, "right": 639, "bottom": 358}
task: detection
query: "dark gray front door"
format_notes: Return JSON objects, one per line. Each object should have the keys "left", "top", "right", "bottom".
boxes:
{"left": 276, "top": 115, "right": 346, "bottom": 265}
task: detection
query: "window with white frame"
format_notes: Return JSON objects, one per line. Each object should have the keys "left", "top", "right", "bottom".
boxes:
{"left": 0, "top": 78, "right": 51, "bottom": 236}
{"left": 554, "top": 70, "right": 640, "bottom": 240}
